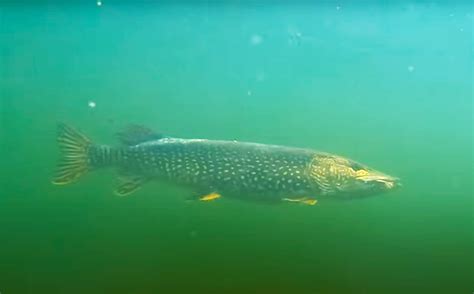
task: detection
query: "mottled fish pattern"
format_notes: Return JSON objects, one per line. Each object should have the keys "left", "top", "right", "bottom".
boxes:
{"left": 123, "top": 139, "right": 316, "bottom": 199}
{"left": 53, "top": 124, "right": 399, "bottom": 202}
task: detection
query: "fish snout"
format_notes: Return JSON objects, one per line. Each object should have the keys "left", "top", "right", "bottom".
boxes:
{"left": 356, "top": 171, "right": 401, "bottom": 191}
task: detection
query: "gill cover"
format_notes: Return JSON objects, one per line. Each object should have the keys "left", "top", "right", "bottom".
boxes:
{"left": 308, "top": 155, "right": 357, "bottom": 194}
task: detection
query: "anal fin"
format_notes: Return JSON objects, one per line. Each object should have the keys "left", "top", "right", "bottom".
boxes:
{"left": 115, "top": 175, "right": 147, "bottom": 196}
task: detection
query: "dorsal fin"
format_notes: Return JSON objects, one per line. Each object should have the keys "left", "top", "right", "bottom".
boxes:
{"left": 116, "top": 125, "right": 164, "bottom": 146}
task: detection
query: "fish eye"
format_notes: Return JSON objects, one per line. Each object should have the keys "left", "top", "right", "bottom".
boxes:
{"left": 350, "top": 162, "right": 365, "bottom": 171}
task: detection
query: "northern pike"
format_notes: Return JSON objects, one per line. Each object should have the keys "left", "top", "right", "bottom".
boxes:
{"left": 53, "top": 124, "right": 400, "bottom": 204}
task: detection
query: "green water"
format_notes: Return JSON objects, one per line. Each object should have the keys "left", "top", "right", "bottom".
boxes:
{"left": 1, "top": 1, "right": 472, "bottom": 293}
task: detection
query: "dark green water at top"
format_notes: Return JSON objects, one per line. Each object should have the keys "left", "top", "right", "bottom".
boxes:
{"left": 0, "top": 1, "right": 472, "bottom": 293}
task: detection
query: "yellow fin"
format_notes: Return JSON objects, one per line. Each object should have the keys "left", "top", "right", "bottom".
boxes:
{"left": 282, "top": 197, "right": 318, "bottom": 206}
{"left": 302, "top": 199, "right": 318, "bottom": 206}
{"left": 199, "top": 192, "right": 221, "bottom": 201}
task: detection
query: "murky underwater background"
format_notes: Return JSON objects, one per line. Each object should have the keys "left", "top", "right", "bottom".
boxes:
{"left": 0, "top": 1, "right": 472, "bottom": 293}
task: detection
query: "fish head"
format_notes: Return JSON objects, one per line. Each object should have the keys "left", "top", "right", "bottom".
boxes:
{"left": 346, "top": 164, "right": 400, "bottom": 197}
{"left": 309, "top": 155, "right": 400, "bottom": 198}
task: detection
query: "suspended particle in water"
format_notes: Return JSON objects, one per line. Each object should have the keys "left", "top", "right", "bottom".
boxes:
{"left": 88, "top": 101, "right": 96, "bottom": 108}
{"left": 247, "top": 90, "right": 252, "bottom": 96}
{"left": 336, "top": 5, "right": 341, "bottom": 10}
{"left": 288, "top": 27, "right": 301, "bottom": 46}
{"left": 250, "top": 34, "right": 263, "bottom": 46}
{"left": 256, "top": 71, "right": 265, "bottom": 82}
{"left": 97, "top": 1, "right": 102, "bottom": 6}
{"left": 407, "top": 65, "right": 415, "bottom": 72}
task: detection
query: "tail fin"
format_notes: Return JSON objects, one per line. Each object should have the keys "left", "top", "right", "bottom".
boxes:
{"left": 52, "top": 123, "right": 92, "bottom": 185}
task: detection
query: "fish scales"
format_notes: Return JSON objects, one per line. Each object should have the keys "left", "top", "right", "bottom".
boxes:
{"left": 124, "top": 139, "right": 315, "bottom": 198}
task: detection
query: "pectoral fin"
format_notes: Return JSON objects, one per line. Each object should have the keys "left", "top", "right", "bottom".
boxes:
{"left": 302, "top": 198, "right": 318, "bottom": 206}
{"left": 199, "top": 192, "right": 221, "bottom": 201}
{"left": 282, "top": 197, "right": 318, "bottom": 206}
{"left": 115, "top": 175, "right": 147, "bottom": 196}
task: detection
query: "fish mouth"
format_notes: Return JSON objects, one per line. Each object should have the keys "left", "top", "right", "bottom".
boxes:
{"left": 356, "top": 172, "right": 401, "bottom": 189}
